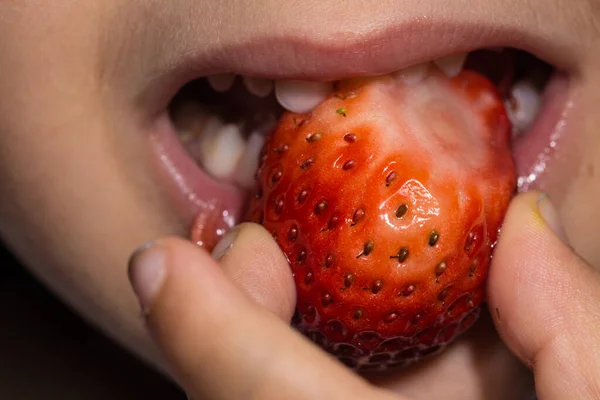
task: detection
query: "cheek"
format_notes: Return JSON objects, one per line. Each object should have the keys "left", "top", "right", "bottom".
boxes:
{"left": 0, "top": 118, "right": 187, "bottom": 263}
{"left": 558, "top": 160, "right": 600, "bottom": 269}
{"left": 547, "top": 69, "right": 600, "bottom": 268}
{"left": 0, "top": 112, "right": 187, "bottom": 368}
{"left": 0, "top": 0, "right": 237, "bottom": 369}
{"left": 0, "top": 47, "right": 189, "bottom": 355}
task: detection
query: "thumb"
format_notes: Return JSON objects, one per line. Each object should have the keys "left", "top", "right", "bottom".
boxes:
{"left": 487, "top": 192, "right": 600, "bottom": 399}
{"left": 127, "top": 232, "right": 399, "bottom": 400}
{"left": 211, "top": 222, "right": 296, "bottom": 322}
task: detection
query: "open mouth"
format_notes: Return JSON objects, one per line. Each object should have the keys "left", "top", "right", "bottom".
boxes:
{"left": 149, "top": 47, "right": 570, "bottom": 250}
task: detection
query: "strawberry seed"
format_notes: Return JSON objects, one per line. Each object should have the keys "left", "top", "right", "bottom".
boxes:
{"left": 297, "top": 249, "right": 307, "bottom": 264}
{"left": 297, "top": 189, "right": 309, "bottom": 204}
{"left": 400, "top": 284, "right": 415, "bottom": 296}
{"left": 371, "top": 280, "right": 383, "bottom": 294}
{"left": 271, "top": 169, "right": 282, "bottom": 183}
{"left": 395, "top": 204, "right": 409, "bottom": 218}
{"left": 300, "top": 157, "right": 314, "bottom": 170}
{"left": 328, "top": 214, "right": 340, "bottom": 229}
{"left": 429, "top": 231, "right": 440, "bottom": 246}
{"left": 274, "top": 198, "right": 284, "bottom": 214}
{"left": 343, "top": 133, "right": 357, "bottom": 143}
{"left": 391, "top": 247, "right": 409, "bottom": 263}
{"left": 438, "top": 286, "right": 451, "bottom": 304}
{"left": 435, "top": 261, "right": 448, "bottom": 277}
{"left": 352, "top": 209, "right": 365, "bottom": 225}
{"left": 469, "top": 259, "right": 478, "bottom": 277}
{"left": 386, "top": 171, "right": 397, "bottom": 186}
{"left": 315, "top": 200, "right": 328, "bottom": 214}
{"left": 357, "top": 240, "right": 375, "bottom": 258}
{"left": 353, "top": 309, "right": 364, "bottom": 320}
{"left": 322, "top": 292, "right": 333, "bottom": 306}
{"left": 325, "top": 253, "right": 335, "bottom": 268}
{"left": 343, "top": 160, "right": 356, "bottom": 170}
{"left": 344, "top": 273, "right": 355, "bottom": 288}
{"left": 305, "top": 270, "right": 314, "bottom": 284}
{"left": 306, "top": 133, "right": 322, "bottom": 143}
{"left": 288, "top": 225, "right": 298, "bottom": 241}
{"left": 385, "top": 312, "right": 399, "bottom": 323}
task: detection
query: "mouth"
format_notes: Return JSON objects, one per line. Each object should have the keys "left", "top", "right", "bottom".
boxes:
{"left": 147, "top": 40, "right": 574, "bottom": 251}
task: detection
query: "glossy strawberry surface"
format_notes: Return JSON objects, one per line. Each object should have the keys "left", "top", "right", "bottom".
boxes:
{"left": 248, "top": 69, "right": 516, "bottom": 370}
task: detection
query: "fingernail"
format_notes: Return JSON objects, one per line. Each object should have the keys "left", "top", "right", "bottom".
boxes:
{"left": 211, "top": 227, "right": 240, "bottom": 260}
{"left": 537, "top": 193, "right": 569, "bottom": 243}
{"left": 128, "top": 241, "right": 166, "bottom": 314}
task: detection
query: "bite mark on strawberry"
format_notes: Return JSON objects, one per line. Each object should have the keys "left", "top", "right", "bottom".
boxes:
{"left": 247, "top": 69, "right": 516, "bottom": 371}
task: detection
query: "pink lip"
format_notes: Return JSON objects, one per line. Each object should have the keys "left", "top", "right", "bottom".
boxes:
{"left": 512, "top": 73, "right": 575, "bottom": 192}
{"left": 145, "top": 21, "right": 580, "bottom": 248}
{"left": 149, "top": 115, "right": 246, "bottom": 249}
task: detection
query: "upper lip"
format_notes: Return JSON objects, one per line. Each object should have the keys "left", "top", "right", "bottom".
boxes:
{"left": 182, "top": 19, "right": 572, "bottom": 76}
{"left": 148, "top": 12, "right": 575, "bottom": 113}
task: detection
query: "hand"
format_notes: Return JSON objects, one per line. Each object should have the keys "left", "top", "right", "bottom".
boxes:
{"left": 487, "top": 192, "right": 600, "bottom": 399}
{"left": 127, "top": 224, "right": 399, "bottom": 400}
{"left": 127, "top": 192, "right": 600, "bottom": 399}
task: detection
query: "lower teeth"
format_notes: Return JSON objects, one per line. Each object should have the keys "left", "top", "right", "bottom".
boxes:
{"left": 505, "top": 80, "right": 542, "bottom": 138}
{"left": 235, "top": 132, "right": 266, "bottom": 188}
{"left": 200, "top": 121, "right": 246, "bottom": 180}
{"left": 171, "top": 99, "right": 272, "bottom": 185}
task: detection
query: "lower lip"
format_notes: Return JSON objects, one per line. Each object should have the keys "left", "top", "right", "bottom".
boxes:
{"left": 148, "top": 114, "right": 246, "bottom": 249}
{"left": 511, "top": 73, "right": 573, "bottom": 192}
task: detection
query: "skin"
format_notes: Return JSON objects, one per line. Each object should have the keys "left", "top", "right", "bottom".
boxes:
{"left": 0, "top": 0, "right": 599, "bottom": 398}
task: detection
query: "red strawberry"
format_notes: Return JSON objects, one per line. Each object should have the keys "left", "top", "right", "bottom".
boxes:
{"left": 247, "top": 69, "right": 516, "bottom": 370}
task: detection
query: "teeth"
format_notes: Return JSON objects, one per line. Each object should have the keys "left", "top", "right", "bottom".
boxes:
{"left": 180, "top": 115, "right": 221, "bottom": 163}
{"left": 433, "top": 53, "right": 467, "bottom": 78}
{"left": 172, "top": 102, "right": 207, "bottom": 144}
{"left": 275, "top": 80, "right": 334, "bottom": 113}
{"left": 235, "top": 132, "right": 266, "bottom": 188}
{"left": 506, "top": 81, "right": 542, "bottom": 137}
{"left": 243, "top": 76, "right": 274, "bottom": 98}
{"left": 394, "top": 62, "right": 430, "bottom": 85}
{"left": 207, "top": 73, "right": 236, "bottom": 92}
{"left": 199, "top": 121, "right": 246, "bottom": 179}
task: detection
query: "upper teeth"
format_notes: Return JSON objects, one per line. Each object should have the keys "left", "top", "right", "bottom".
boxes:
{"left": 207, "top": 73, "right": 237, "bottom": 92}
{"left": 394, "top": 62, "right": 430, "bottom": 85}
{"left": 242, "top": 76, "right": 274, "bottom": 98}
{"left": 189, "top": 56, "right": 471, "bottom": 183}
{"left": 275, "top": 80, "right": 334, "bottom": 114}
{"left": 206, "top": 54, "right": 469, "bottom": 113}
{"left": 433, "top": 53, "right": 468, "bottom": 78}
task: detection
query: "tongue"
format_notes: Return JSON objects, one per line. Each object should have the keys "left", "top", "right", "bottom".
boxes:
{"left": 191, "top": 68, "right": 511, "bottom": 251}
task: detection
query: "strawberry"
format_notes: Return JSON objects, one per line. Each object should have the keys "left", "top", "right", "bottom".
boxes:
{"left": 247, "top": 69, "right": 516, "bottom": 370}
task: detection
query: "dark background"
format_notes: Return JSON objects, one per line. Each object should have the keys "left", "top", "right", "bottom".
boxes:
{"left": 0, "top": 243, "right": 185, "bottom": 399}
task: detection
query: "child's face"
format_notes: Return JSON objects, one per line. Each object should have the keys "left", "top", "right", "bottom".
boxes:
{"left": 0, "top": 0, "right": 598, "bottom": 395}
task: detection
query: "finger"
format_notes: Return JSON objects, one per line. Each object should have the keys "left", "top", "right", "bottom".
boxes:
{"left": 487, "top": 192, "right": 600, "bottom": 399}
{"left": 211, "top": 223, "right": 296, "bottom": 322}
{"left": 128, "top": 236, "right": 400, "bottom": 400}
